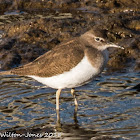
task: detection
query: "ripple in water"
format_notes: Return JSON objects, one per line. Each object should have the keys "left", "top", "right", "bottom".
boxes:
{"left": 0, "top": 72, "right": 140, "bottom": 140}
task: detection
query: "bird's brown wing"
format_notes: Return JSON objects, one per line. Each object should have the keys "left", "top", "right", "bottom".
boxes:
{"left": 11, "top": 38, "right": 85, "bottom": 77}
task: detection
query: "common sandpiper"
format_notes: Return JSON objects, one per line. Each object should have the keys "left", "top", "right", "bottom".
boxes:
{"left": 0, "top": 28, "right": 124, "bottom": 110}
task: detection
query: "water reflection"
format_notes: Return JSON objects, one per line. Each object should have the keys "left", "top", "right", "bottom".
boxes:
{"left": 0, "top": 72, "right": 140, "bottom": 139}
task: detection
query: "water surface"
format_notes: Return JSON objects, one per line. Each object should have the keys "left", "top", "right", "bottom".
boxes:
{"left": 0, "top": 71, "right": 140, "bottom": 140}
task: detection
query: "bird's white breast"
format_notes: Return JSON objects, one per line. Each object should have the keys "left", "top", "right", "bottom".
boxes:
{"left": 28, "top": 56, "right": 101, "bottom": 89}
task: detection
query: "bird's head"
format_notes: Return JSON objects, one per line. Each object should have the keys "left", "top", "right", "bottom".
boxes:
{"left": 81, "top": 28, "right": 124, "bottom": 51}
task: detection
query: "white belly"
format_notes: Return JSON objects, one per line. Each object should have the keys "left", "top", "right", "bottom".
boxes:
{"left": 28, "top": 56, "right": 101, "bottom": 89}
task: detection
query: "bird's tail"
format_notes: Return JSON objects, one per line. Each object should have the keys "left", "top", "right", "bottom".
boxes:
{"left": 0, "top": 71, "right": 12, "bottom": 75}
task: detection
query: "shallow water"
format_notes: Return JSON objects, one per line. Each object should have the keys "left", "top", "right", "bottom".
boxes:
{"left": 0, "top": 71, "right": 140, "bottom": 140}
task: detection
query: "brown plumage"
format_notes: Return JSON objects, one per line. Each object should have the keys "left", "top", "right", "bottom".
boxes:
{"left": 10, "top": 38, "right": 85, "bottom": 77}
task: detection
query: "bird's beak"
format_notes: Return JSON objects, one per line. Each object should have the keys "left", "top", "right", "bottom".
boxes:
{"left": 106, "top": 43, "right": 124, "bottom": 49}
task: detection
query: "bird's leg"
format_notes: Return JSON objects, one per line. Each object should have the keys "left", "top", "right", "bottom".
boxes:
{"left": 56, "top": 89, "right": 61, "bottom": 110}
{"left": 56, "top": 109, "right": 62, "bottom": 131}
{"left": 71, "top": 88, "right": 78, "bottom": 106}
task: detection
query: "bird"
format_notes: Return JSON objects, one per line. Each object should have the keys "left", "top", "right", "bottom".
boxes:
{"left": 0, "top": 28, "right": 124, "bottom": 110}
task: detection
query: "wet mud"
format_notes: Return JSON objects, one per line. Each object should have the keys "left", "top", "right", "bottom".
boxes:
{"left": 0, "top": 0, "right": 139, "bottom": 71}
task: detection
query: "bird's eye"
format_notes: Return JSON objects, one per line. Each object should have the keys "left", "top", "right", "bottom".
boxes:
{"left": 95, "top": 37, "right": 104, "bottom": 42}
{"left": 95, "top": 38, "right": 100, "bottom": 41}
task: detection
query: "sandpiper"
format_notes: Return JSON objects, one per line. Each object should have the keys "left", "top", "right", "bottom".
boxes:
{"left": 0, "top": 28, "right": 124, "bottom": 110}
